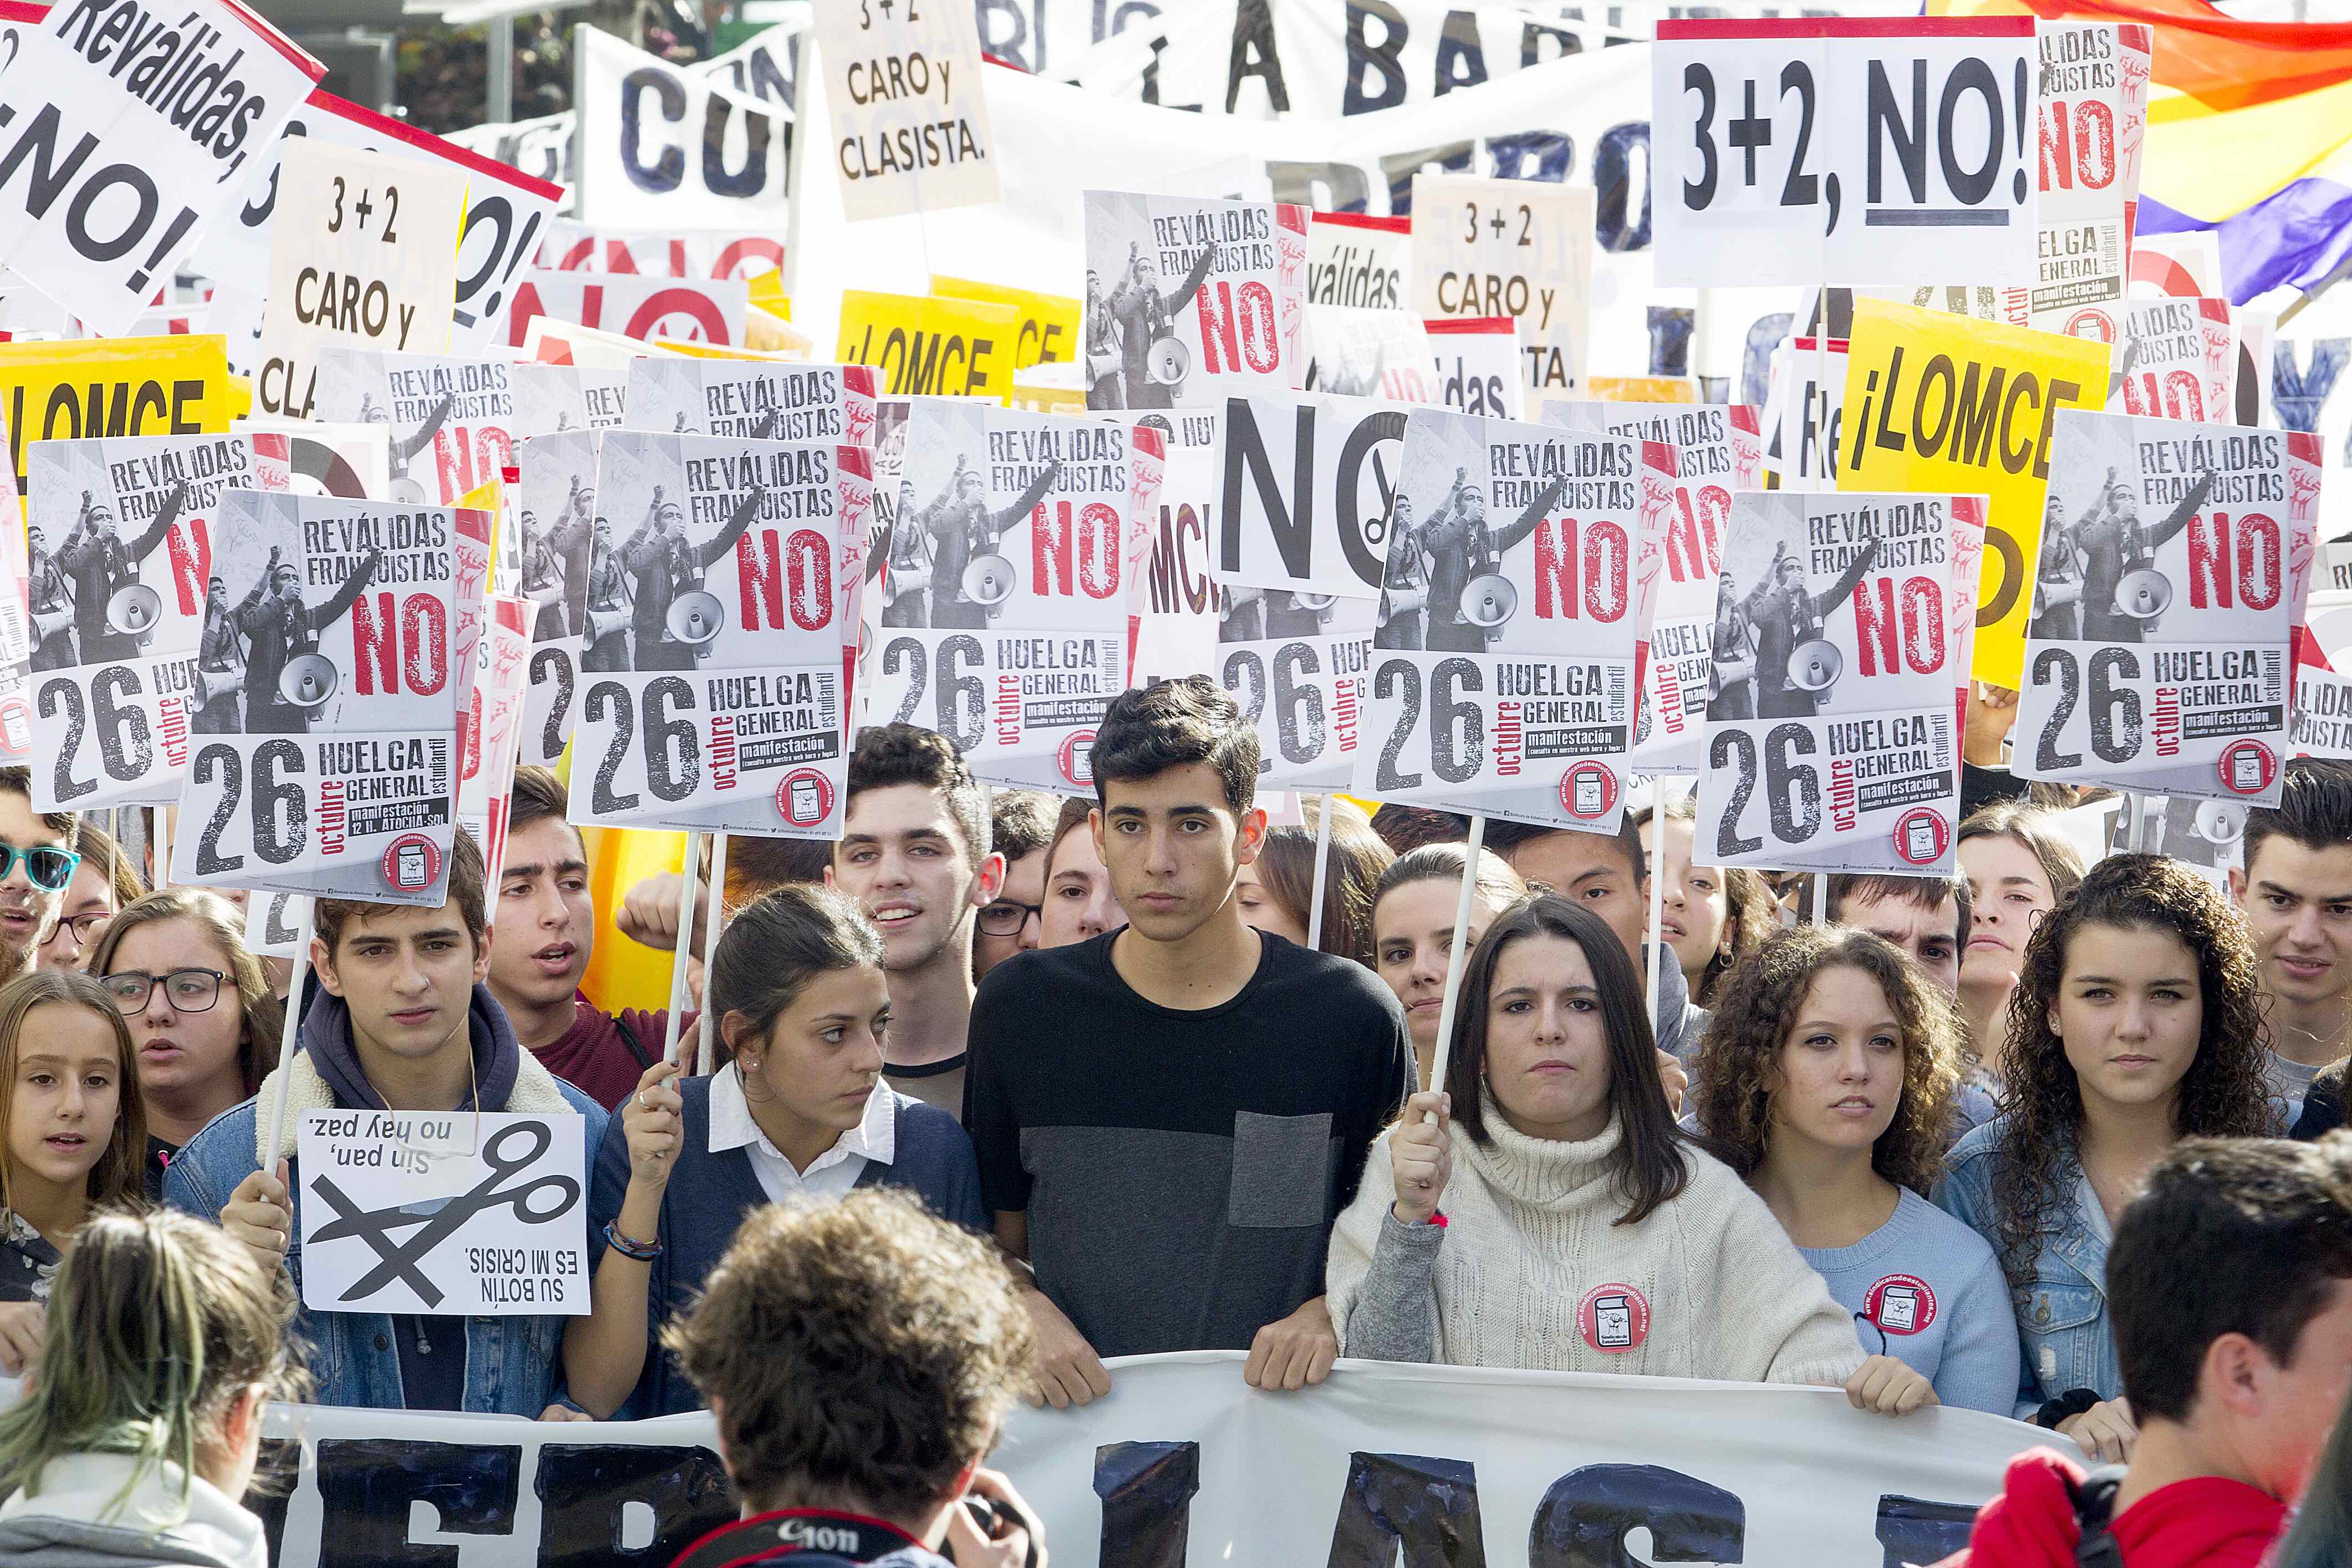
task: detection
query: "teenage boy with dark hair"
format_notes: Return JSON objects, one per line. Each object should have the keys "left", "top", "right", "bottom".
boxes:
{"left": 1827, "top": 872, "right": 1971, "bottom": 996}
{"left": 165, "top": 831, "right": 608, "bottom": 1417}
{"left": 975, "top": 789, "right": 1056, "bottom": 982}
{"left": 663, "top": 1190, "right": 1043, "bottom": 1568}
{"left": 487, "top": 766, "right": 675, "bottom": 1111}
{"left": 828, "top": 725, "right": 1005, "bottom": 1121}
{"left": 0, "top": 768, "right": 78, "bottom": 978}
{"left": 1944, "top": 1135, "right": 2352, "bottom": 1568}
{"left": 2231, "top": 760, "right": 2352, "bottom": 1117}
{"left": 966, "top": 676, "right": 1413, "bottom": 1407}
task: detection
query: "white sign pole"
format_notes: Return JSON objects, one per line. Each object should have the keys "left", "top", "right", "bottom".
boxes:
{"left": 259, "top": 902, "right": 319, "bottom": 1164}
{"left": 696, "top": 832, "right": 729, "bottom": 1076}
{"left": 1424, "top": 814, "right": 1487, "bottom": 1102}
{"left": 663, "top": 832, "right": 702, "bottom": 1065}
{"left": 1646, "top": 793, "right": 1668, "bottom": 1027}
{"left": 152, "top": 809, "right": 170, "bottom": 894}
{"left": 1305, "top": 796, "right": 1336, "bottom": 953}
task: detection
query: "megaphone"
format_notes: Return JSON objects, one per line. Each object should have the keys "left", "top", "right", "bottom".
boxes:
{"left": 1295, "top": 592, "right": 1337, "bottom": 612}
{"left": 2115, "top": 568, "right": 2173, "bottom": 620}
{"left": 188, "top": 665, "right": 240, "bottom": 715}
{"left": 1463, "top": 574, "right": 1517, "bottom": 629}
{"left": 30, "top": 605, "right": 73, "bottom": 646}
{"left": 963, "top": 554, "right": 1017, "bottom": 609}
{"left": 665, "top": 589, "right": 725, "bottom": 648}
{"left": 587, "top": 606, "right": 631, "bottom": 646}
{"left": 279, "top": 653, "right": 338, "bottom": 710}
{"left": 523, "top": 582, "right": 564, "bottom": 610}
{"left": 1788, "top": 638, "right": 1844, "bottom": 693}
{"left": 884, "top": 559, "right": 933, "bottom": 607}
{"left": 106, "top": 583, "right": 161, "bottom": 636}
{"left": 2192, "top": 800, "right": 2247, "bottom": 845}
{"left": 1147, "top": 334, "right": 1190, "bottom": 386}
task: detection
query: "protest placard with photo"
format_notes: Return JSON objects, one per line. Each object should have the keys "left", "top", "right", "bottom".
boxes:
{"left": 2110, "top": 297, "right": 2234, "bottom": 425}
{"left": 512, "top": 363, "right": 629, "bottom": 438}
{"left": 458, "top": 594, "right": 530, "bottom": 883}
{"left": 296, "top": 1108, "right": 588, "bottom": 1317}
{"left": 310, "top": 348, "right": 517, "bottom": 508}
{"left": 863, "top": 401, "right": 1133, "bottom": 793}
{"left": 2013, "top": 414, "right": 2323, "bottom": 806}
{"left": 1351, "top": 409, "right": 1643, "bottom": 831}
{"left": 0, "top": 0, "right": 321, "bottom": 337}
{"left": 166, "top": 492, "right": 490, "bottom": 904}
{"left": 23, "top": 433, "right": 284, "bottom": 810}
{"left": 2292, "top": 592, "right": 2352, "bottom": 760}
{"left": 1123, "top": 406, "right": 1223, "bottom": 693}
{"left": 624, "top": 359, "right": 879, "bottom": 446}
{"left": 234, "top": 418, "right": 390, "bottom": 502}
{"left": 1427, "top": 317, "right": 1525, "bottom": 420}
{"left": 812, "top": 0, "right": 1000, "bottom": 220}
{"left": 1693, "top": 490, "right": 1981, "bottom": 875}
{"left": 1082, "top": 193, "right": 1309, "bottom": 413}
{"left": 1652, "top": 18, "right": 2039, "bottom": 288}
{"left": 568, "top": 431, "right": 867, "bottom": 839}
{"left": 2025, "top": 22, "right": 2154, "bottom": 338}
{"left": 241, "top": 889, "right": 308, "bottom": 959}
{"left": 1304, "top": 307, "right": 1436, "bottom": 402}
{"left": 1410, "top": 174, "right": 1592, "bottom": 398}
{"left": 513, "top": 432, "right": 599, "bottom": 767}
{"left": 505, "top": 271, "right": 751, "bottom": 352}
{"left": 1213, "top": 392, "right": 1403, "bottom": 602}
{"left": 1543, "top": 401, "right": 1768, "bottom": 773}
{"left": 1213, "top": 587, "right": 1373, "bottom": 792}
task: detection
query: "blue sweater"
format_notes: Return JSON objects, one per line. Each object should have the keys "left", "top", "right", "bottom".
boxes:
{"left": 1795, "top": 1187, "right": 2022, "bottom": 1415}
{"left": 587, "top": 1077, "right": 985, "bottom": 1416}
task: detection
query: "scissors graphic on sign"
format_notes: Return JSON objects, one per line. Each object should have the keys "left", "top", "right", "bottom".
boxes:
{"left": 307, "top": 1120, "right": 578, "bottom": 1307}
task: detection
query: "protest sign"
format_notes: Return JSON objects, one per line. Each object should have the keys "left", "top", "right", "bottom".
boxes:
{"left": 2023, "top": 22, "right": 2153, "bottom": 338}
{"left": 253, "top": 140, "right": 467, "bottom": 422}
{"left": 1082, "top": 193, "right": 1309, "bottom": 413}
{"left": 2013, "top": 414, "right": 2322, "bottom": 807}
{"left": 812, "top": 0, "right": 999, "bottom": 221}
{"left": 458, "top": 594, "right": 529, "bottom": 882}
{"left": 536, "top": 221, "right": 786, "bottom": 283}
{"left": 1651, "top": 18, "right": 2039, "bottom": 288}
{"left": 1352, "top": 410, "right": 1643, "bottom": 831}
{"left": 2293, "top": 592, "right": 2352, "bottom": 760}
{"left": 1765, "top": 337, "right": 1847, "bottom": 493}
{"left": 443, "top": 108, "right": 573, "bottom": 191}
{"left": 625, "top": 359, "right": 878, "bottom": 447}
{"left": 512, "top": 363, "right": 629, "bottom": 439}
{"left": 295, "top": 1108, "right": 588, "bottom": 1317}
{"left": 241, "top": 888, "right": 307, "bottom": 958}
{"left": 193, "top": 89, "right": 566, "bottom": 375}
{"left": 1213, "top": 392, "right": 1401, "bottom": 603}
{"left": 573, "top": 27, "right": 793, "bottom": 229}
{"left": 1303, "top": 307, "right": 1435, "bottom": 402}
{"left": 24, "top": 432, "right": 282, "bottom": 810}
{"left": 1124, "top": 405, "right": 1223, "bottom": 691}
{"left": 569, "top": 431, "right": 866, "bottom": 839}
{"left": 1410, "top": 172, "right": 1592, "bottom": 397}
{"left": 166, "top": 491, "right": 489, "bottom": 904}
{"left": 838, "top": 291, "right": 1016, "bottom": 401}
{"left": 505, "top": 271, "right": 751, "bottom": 352}
{"left": 1, "top": 335, "right": 237, "bottom": 496}
{"left": 1428, "top": 317, "right": 1526, "bottom": 420}
{"left": 931, "top": 276, "right": 1080, "bottom": 370}
{"left": 1693, "top": 490, "right": 1979, "bottom": 875}
{"left": 234, "top": 418, "right": 388, "bottom": 502}
{"left": 513, "top": 432, "right": 598, "bottom": 768}
{"left": 0, "top": 0, "right": 320, "bottom": 337}
{"left": 864, "top": 401, "right": 1135, "bottom": 793}
{"left": 1307, "top": 211, "right": 1408, "bottom": 311}
{"left": 2110, "top": 297, "right": 2233, "bottom": 425}
{"left": 309, "top": 348, "right": 516, "bottom": 506}
{"left": 1837, "top": 298, "right": 2109, "bottom": 688}
{"left": 1544, "top": 400, "right": 1768, "bottom": 773}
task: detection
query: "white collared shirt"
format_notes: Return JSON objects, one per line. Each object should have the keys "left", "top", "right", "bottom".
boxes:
{"left": 706, "top": 1062, "right": 895, "bottom": 1206}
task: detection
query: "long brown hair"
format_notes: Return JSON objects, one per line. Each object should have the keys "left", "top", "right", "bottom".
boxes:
{"left": 88, "top": 890, "right": 282, "bottom": 1099}
{"left": 1691, "top": 926, "right": 1963, "bottom": 1197}
{"left": 1442, "top": 895, "right": 1689, "bottom": 1224}
{"left": 1990, "top": 853, "right": 2273, "bottom": 1301}
{"left": 1635, "top": 795, "right": 1777, "bottom": 1007}
{"left": 0, "top": 970, "right": 146, "bottom": 1220}
{"left": 1252, "top": 797, "right": 1394, "bottom": 965}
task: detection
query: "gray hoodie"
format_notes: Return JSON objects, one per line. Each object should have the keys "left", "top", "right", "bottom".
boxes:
{"left": 0, "top": 1454, "right": 264, "bottom": 1568}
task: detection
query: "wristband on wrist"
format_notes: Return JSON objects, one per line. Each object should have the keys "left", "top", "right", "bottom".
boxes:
{"left": 604, "top": 1219, "right": 663, "bottom": 1261}
{"left": 2035, "top": 1388, "right": 2100, "bottom": 1430}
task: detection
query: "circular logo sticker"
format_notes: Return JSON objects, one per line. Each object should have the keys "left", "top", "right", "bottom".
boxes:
{"left": 1865, "top": 1273, "right": 1938, "bottom": 1337}
{"left": 1576, "top": 1282, "right": 1650, "bottom": 1354}
{"left": 380, "top": 833, "right": 444, "bottom": 895}
{"left": 1059, "top": 729, "right": 1097, "bottom": 790}
{"left": 1891, "top": 806, "right": 1950, "bottom": 868}
{"left": 1559, "top": 761, "right": 1618, "bottom": 821}
{"left": 2218, "top": 739, "right": 2277, "bottom": 797}
{"left": 776, "top": 767, "right": 836, "bottom": 829}
{"left": 2063, "top": 308, "right": 2116, "bottom": 344}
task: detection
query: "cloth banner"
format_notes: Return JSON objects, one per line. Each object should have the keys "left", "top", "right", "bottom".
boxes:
{"left": 571, "top": 26, "right": 793, "bottom": 230}
{"left": 0, "top": 1354, "right": 2046, "bottom": 1568}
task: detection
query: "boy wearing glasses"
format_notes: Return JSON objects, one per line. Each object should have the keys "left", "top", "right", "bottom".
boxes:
{"left": 0, "top": 770, "right": 80, "bottom": 977}
{"left": 163, "top": 831, "right": 608, "bottom": 1418}
{"left": 975, "top": 791, "right": 1055, "bottom": 984}
{"left": 826, "top": 726, "right": 1004, "bottom": 1124}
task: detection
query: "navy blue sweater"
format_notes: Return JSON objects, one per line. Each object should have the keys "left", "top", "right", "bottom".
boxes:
{"left": 587, "top": 1077, "right": 986, "bottom": 1417}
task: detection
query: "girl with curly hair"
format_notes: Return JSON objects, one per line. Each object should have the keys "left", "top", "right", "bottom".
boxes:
{"left": 1936, "top": 853, "right": 2274, "bottom": 1463}
{"left": 1693, "top": 928, "right": 2019, "bottom": 1414}
{"left": 1633, "top": 795, "right": 1778, "bottom": 1010}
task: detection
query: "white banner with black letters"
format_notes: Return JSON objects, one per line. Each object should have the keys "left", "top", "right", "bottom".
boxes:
{"left": 812, "top": 0, "right": 999, "bottom": 220}
{"left": 1411, "top": 172, "right": 1591, "bottom": 398}
{"left": 573, "top": 26, "right": 793, "bottom": 230}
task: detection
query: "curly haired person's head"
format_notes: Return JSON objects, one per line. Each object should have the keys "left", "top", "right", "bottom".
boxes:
{"left": 664, "top": 1189, "right": 1035, "bottom": 1530}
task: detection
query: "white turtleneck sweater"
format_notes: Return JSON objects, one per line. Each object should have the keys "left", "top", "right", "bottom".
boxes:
{"left": 1327, "top": 1106, "right": 1867, "bottom": 1384}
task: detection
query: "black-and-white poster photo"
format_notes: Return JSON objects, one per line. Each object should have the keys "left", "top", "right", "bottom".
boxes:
{"left": 880, "top": 401, "right": 1058, "bottom": 630}
{"left": 1705, "top": 492, "right": 1881, "bottom": 721}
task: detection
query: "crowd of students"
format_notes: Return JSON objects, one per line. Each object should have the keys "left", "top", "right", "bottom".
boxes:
{"left": 0, "top": 679, "right": 2341, "bottom": 1561}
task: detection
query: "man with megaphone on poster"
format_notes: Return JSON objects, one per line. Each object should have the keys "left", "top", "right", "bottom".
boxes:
{"left": 2068, "top": 464, "right": 2216, "bottom": 643}
{"left": 1416, "top": 465, "right": 1568, "bottom": 654}
{"left": 619, "top": 484, "right": 765, "bottom": 671}
{"left": 1748, "top": 528, "right": 1881, "bottom": 719}
{"left": 192, "top": 574, "right": 245, "bottom": 734}
{"left": 236, "top": 543, "right": 383, "bottom": 734}
{"left": 60, "top": 483, "right": 182, "bottom": 663}
{"left": 25, "top": 525, "right": 75, "bottom": 673}
{"left": 905, "top": 454, "right": 1062, "bottom": 632}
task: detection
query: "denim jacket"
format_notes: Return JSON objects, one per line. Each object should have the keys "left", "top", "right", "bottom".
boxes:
{"left": 1933, "top": 1115, "right": 2120, "bottom": 1419}
{"left": 165, "top": 1044, "right": 607, "bottom": 1416}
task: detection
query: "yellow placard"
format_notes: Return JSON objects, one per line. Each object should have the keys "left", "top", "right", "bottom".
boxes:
{"left": 1837, "top": 301, "right": 2110, "bottom": 688}
{"left": 837, "top": 291, "right": 1016, "bottom": 402}
{"left": 933, "top": 274, "right": 1081, "bottom": 371}
{"left": 746, "top": 269, "right": 790, "bottom": 320}
{"left": 1009, "top": 380, "right": 1088, "bottom": 414}
{"left": 1, "top": 335, "right": 237, "bottom": 496}
{"left": 1587, "top": 375, "right": 1697, "bottom": 404}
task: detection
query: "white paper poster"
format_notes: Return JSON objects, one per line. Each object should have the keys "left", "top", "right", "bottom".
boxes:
{"left": 512, "top": 363, "right": 629, "bottom": 439}
{"left": 2110, "top": 297, "right": 2234, "bottom": 425}
{"left": 1411, "top": 173, "right": 1593, "bottom": 398}
{"left": 458, "top": 594, "right": 530, "bottom": 884}
{"left": 309, "top": 349, "right": 516, "bottom": 507}
{"left": 812, "top": 0, "right": 1000, "bottom": 220}
{"left": 1083, "top": 193, "right": 1309, "bottom": 413}
{"left": 623, "top": 359, "right": 879, "bottom": 446}
{"left": 513, "top": 431, "right": 599, "bottom": 769}
{"left": 1306, "top": 211, "right": 1409, "bottom": 310}
{"left": 505, "top": 271, "right": 751, "bottom": 352}
{"left": 572, "top": 27, "right": 793, "bottom": 229}
{"left": 1428, "top": 317, "right": 1526, "bottom": 420}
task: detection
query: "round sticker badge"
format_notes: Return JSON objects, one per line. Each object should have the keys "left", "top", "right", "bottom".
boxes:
{"left": 1559, "top": 761, "right": 1618, "bottom": 822}
{"left": 1891, "top": 807, "right": 1949, "bottom": 868}
{"left": 380, "top": 833, "right": 444, "bottom": 896}
{"left": 1059, "top": 729, "right": 1097, "bottom": 790}
{"left": 776, "top": 767, "right": 836, "bottom": 830}
{"left": 2218, "top": 739, "right": 2277, "bottom": 797}
{"left": 1576, "top": 1282, "right": 1650, "bottom": 1354}
{"left": 1865, "top": 1274, "right": 1938, "bottom": 1337}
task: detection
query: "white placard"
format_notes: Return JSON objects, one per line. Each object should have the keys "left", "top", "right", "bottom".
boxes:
{"left": 1411, "top": 173, "right": 1593, "bottom": 398}
{"left": 812, "top": 0, "right": 1000, "bottom": 221}
{"left": 1428, "top": 318, "right": 1526, "bottom": 420}
{"left": 308, "top": 349, "right": 516, "bottom": 507}
{"left": 505, "top": 271, "right": 751, "bottom": 352}
{"left": 1083, "top": 192, "right": 1310, "bottom": 412}
{"left": 573, "top": 27, "right": 793, "bottom": 228}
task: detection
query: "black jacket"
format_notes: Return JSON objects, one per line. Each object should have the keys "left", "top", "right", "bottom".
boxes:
{"left": 2294, "top": 1058, "right": 2346, "bottom": 1141}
